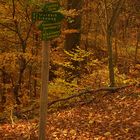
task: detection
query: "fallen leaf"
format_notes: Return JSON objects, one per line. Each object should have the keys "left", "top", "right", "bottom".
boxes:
{"left": 104, "top": 132, "right": 111, "bottom": 136}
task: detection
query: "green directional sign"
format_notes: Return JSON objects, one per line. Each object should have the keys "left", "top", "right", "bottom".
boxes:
{"left": 38, "top": 22, "right": 61, "bottom": 30}
{"left": 31, "top": 1, "right": 64, "bottom": 40}
{"left": 42, "top": 2, "right": 60, "bottom": 12}
{"left": 32, "top": 12, "right": 64, "bottom": 23}
{"left": 41, "top": 30, "right": 60, "bottom": 40}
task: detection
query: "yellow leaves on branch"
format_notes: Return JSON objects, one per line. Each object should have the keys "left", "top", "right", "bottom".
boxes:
{"left": 64, "top": 46, "right": 92, "bottom": 62}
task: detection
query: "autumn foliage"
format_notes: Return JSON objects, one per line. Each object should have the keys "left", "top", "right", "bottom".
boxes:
{"left": 0, "top": 0, "right": 140, "bottom": 139}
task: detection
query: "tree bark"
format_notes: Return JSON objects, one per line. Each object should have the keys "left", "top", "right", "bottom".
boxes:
{"left": 135, "top": 27, "right": 140, "bottom": 63}
{"left": 105, "top": 0, "right": 126, "bottom": 87}
{"left": 65, "top": 0, "right": 83, "bottom": 50}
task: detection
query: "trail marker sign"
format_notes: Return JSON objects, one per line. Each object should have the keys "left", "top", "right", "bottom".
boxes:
{"left": 42, "top": 2, "right": 60, "bottom": 12}
{"left": 41, "top": 30, "right": 60, "bottom": 40}
{"left": 31, "top": 2, "right": 64, "bottom": 40}
{"left": 32, "top": 12, "right": 64, "bottom": 23}
{"left": 38, "top": 22, "right": 61, "bottom": 31}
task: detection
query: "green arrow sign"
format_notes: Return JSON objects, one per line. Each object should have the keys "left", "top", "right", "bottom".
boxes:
{"left": 32, "top": 12, "right": 64, "bottom": 23}
{"left": 42, "top": 2, "right": 60, "bottom": 12}
{"left": 38, "top": 22, "right": 61, "bottom": 30}
{"left": 41, "top": 30, "right": 60, "bottom": 40}
{"left": 31, "top": 1, "right": 64, "bottom": 40}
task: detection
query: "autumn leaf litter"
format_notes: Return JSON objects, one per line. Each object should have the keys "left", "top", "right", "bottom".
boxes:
{"left": 0, "top": 86, "right": 140, "bottom": 140}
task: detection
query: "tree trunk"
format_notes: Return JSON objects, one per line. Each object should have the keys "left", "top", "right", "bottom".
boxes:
{"left": 64, "top": 0, "right": 83, "bottom": 81}
{"left": 135, "top": 28, "right": 140, "bottom": 63}
{"left": 65, "top": 0, "right": 83, "bottom": 50}
{"left": 105, "top": 0, "right": 126, "bottom": 87}
{"left": 13, "top": 58, "right": 26, "bottom": 104}
{"left": 107, "top": 27, "right": 115, "bottom": 87}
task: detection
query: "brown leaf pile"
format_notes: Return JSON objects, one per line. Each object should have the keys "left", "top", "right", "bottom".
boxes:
{"left": 0, "top": 86, "right": 140, "bottom": 140}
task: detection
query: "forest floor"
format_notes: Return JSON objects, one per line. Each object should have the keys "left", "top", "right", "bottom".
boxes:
{"left": 0, "top": 86, "right": 140, "bottom": 140}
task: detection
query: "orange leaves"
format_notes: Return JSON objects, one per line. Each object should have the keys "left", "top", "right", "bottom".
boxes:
{"left": 62, "top": 29, "right": 79, "bottom": 34}
{"left": 0, "top": 86, "right": 140, "bottom": 139}
{"left": 0, "top": 121, "right": 38, "bottom": 139}
{"left": 61, "top": 9, "right": 79, "bottom": 18}
{"left": 0, "top": 52, "right": 39, "bottom": 70}
{"left": 0, "top": 53, "right": 18, "bottom": 71}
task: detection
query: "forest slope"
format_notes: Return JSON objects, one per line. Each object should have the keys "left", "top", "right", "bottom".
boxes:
{"left": 0, "top": 86, "right": 140, "bottom": 140}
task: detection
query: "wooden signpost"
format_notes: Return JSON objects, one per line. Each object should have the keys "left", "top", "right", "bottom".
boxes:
{"left": 31, "top": 1, "right": 64, "bottom": 140}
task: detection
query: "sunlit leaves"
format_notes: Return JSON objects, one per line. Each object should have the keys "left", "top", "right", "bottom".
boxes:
{"left": 49, "top": 78, "right": 78, "bottom": 100}
{"left": 64, "top": 46, "right": 92, "bottom": 62}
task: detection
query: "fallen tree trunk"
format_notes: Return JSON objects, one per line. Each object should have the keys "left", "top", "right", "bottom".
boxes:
{"left": 48, "top": 84, "right": 133, "bottom": 107}
{"left": 18, "top": 84, "right": 134, "bottom": 116}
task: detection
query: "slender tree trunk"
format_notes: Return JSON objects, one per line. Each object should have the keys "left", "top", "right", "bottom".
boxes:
{"left": 114, "top": 37, "right": 118, "bottom": 66}
{"left": 13, "top": 40, "right": 27, "bottom": 104}
{"left": 33, "top": 73, "right": 37, "bottom": 97}
{"left": 0, "top": 69, "right": 9, "bottom": 104}
{"left": 135, "top": 28, "right": 140, "bottom": 63}
{"left": 13, "top": 58, "right": 26, "bottom": 104}
{"left": 28, "top": 66, "right": 32, "bottom": 98}
{"left": 107, "top": 27, "right": 115, "bottom": 87}
{"left": 105, "top": 0, "right": 126, "bottom": 87}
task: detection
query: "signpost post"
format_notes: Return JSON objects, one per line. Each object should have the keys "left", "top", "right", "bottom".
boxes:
{"left": 39, "top": 37, "right": 50, "bottom": 140}
{"left": 39, "top": 0, "right": 50, "bottom": 139}
{"left": 31, "top": 1, "right": 64, "bottom": 140}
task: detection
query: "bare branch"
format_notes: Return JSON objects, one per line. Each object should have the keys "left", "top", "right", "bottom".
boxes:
{"left": 12, "top": 0, "right": 15, "bottom": 19}
{"left": 0, "top": 22, "right": 17, "bottom": 32}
